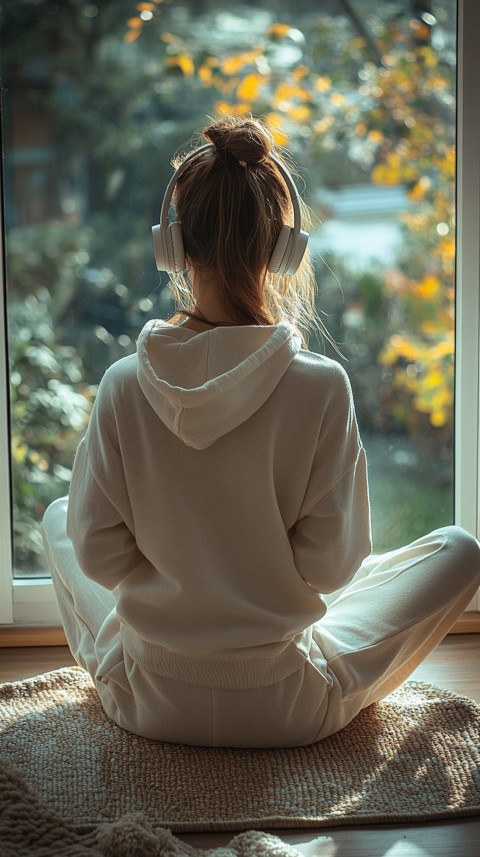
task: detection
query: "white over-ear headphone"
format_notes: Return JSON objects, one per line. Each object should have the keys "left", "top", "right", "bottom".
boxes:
{"left": 152, "top": 144, "right": 309, "bottom": 276}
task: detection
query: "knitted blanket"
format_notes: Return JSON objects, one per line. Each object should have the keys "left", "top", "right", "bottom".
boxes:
{"left": 0, "top": 759, "right": 313, "bottom": 856}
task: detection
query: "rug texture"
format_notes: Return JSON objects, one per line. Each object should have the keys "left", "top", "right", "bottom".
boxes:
{"left": 0, "top": 667, "right": 479, "bottom": 836}
{"left": 0, "top": 759, "right": 314, "bottom": 857}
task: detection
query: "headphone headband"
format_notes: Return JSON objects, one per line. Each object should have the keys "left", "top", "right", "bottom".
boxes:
{"left": 159, "top": 144, "right": 210, "bottom": 233}
{"left": 152, "top": 143, "right": 309, "bottom": 275}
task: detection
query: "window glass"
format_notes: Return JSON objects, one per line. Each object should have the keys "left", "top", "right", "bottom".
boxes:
{"left": 2, "top": 0, "right": 456, "bottom": 576}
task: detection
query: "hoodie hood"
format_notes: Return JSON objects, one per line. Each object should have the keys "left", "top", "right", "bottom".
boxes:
{"left": 136, "top": 319, "right": 302, "bottom": 449}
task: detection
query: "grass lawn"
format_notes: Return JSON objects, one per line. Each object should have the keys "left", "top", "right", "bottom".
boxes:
{"left": 364, "top": 433, "right": 453, "bottom": 553}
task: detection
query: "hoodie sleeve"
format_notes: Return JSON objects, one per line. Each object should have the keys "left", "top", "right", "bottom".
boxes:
{"left": 289, "top": 364, "right": 372, "bottom": 594}
{"left": 66, "top": 440, "right": 145, "bottom": 590}
{"left": 66, "top": 364, "right": 145, "bottom": 590}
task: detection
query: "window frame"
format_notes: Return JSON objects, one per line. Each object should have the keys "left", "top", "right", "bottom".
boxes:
{"left": 455, "top": 0, "right": 480, "bottom": 610}
{"left": 455, "top": 0, "right": 480, "bottom": 527}
{"left": 0, "top": 0, "right": 479, "bottom": 626}
{"left": 0, "top": 198, "right": 14, "bottom": 624}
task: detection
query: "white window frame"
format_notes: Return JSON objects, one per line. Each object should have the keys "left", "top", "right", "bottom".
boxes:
{"left": 455, "top": 0, "right": 480, "bottom": 610}
{"left": 0, "top": 0, "right": 479, "bottom": 626}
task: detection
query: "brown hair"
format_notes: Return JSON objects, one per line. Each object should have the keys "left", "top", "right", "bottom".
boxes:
{"left": 168, "top": 116, "right": 320, "bottom": 342}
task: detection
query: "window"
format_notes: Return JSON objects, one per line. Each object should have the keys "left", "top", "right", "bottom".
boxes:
{"left": 1, "top": 0, "right": 478, "bottom": 624}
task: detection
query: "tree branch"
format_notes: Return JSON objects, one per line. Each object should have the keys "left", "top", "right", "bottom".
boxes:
{"left": 337, "top": 0, "right": 383, "bottom": 64}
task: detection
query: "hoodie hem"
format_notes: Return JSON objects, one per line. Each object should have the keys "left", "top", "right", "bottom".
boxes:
{"left": 121, "top": 624, "right": 308, "bottom": 690}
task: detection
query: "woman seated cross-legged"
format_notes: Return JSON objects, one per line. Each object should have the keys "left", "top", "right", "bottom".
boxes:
{"left": 43, "top": 116, "right": 480, "bottom": 748}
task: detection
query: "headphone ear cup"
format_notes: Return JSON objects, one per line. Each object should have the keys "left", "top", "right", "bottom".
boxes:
{"left": 151, "top": 222, "right": 185, "bottom": 273}
{"left": 283, "top": 228, "right": 309, "bottom": 276}
{"left": 268, "top": 225, "right": 308, "bottom": 276}
{"left": 152, "top": 224, "right": 165, "bottom": 272}
{"left": 268, "top": 225, "right": 292, "bottom": 275}
{"left": 169, "top": 222, "right": 185, "bottom": 273}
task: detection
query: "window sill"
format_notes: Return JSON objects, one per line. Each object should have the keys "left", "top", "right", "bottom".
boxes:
{"left": 0, "top": 625, "right": 67, "bottom": 647}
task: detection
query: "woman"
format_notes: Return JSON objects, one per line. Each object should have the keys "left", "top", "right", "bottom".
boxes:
{"left": 43, "top": 116, "right": 480, "bottom": 748}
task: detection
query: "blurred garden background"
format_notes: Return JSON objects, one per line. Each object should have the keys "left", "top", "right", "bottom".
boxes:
{"left": 1, "top": 0, "right": 456, "bottom": 575}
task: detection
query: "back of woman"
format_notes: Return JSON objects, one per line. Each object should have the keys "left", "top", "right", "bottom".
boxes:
{"left": 43, "top": 116, "right": 480, "bottom": 748}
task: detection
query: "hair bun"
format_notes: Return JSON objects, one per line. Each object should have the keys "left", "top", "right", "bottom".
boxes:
{"left": 203, "top": 118, "right": 274, "bottom": 165}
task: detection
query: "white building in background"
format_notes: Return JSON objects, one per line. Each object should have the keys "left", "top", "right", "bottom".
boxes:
{"left": 311, "top": 183, "right": 408, "bottom": 270}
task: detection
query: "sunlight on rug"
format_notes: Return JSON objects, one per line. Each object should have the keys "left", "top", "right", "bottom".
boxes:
{"left": 0, "top": 666, "right": 479, "bottom": 848}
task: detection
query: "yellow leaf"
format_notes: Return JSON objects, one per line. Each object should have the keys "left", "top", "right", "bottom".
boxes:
{"left": 431, "top": 341, "right": 454, "bottom": 360}
{"left": 407, "top": 175, "right": 431, "bottom": 202}
{"left": 436, "top": 236, "right": 455, "bottom": 260}
{"left": 315, "top": 76, "right": 331, "bottom": 93}
{"left": 372, "top": 154, "right": 404, "bottom": 186}
{"left": 380, "top": 335, "right": 422, "bottom": 366}
{"left": 215, "top": 101, "right": 234, "bottom": 116}
{"left": 379, "top": 344, "right": 396, "bottom": 366}
{"left": 231, "top": 103, "right": 252, "bottom": 116}
{"left": 198, "top": 65, "right": 212, "bottom": 83}
{"left": 264, "top": 113, "right": 288, "bottom": 146}
{"left": 431, "top": 389, "right": 452, "bottom": 411}
{"left": 289, "top": 104, "right": 310, "bottom": 122}
{"left": 124, "top": 29, "right": 141, "bottom": 43}
{"left": 414, "top": 397, "right": 432, "bottom": 414}
{"left": 137, "top": 2, "right": 155, "bottom": 9}
{"left": 440, "top": 146, "right": 456, "bottom": 179}
{"left": 267, "top": 23, "right": 291, "bottom": 39}
{"left": 213, "top": 101, "right": 251, "bottom": 117}
{"left": 330, "top": 92, "right": 346, "bottom": 107}
{"left": 273, "top": 82, "right": 311, "bottom": 109}
{"left": 11, "top": 438, "right": 27, "bottom": 465}
{"left": 126, "top": 17, "right": 143, "bottom": 28}
{"left": 431, "top": 410, "right": 447, "bottom": 427}
{"left": 221, "top": 51, "right": 260, "bottom": 76}
{"left": 237, "top": 73, "right": 262, "bottom": 102}
{"left": 274, "top": 83, "right": 296, "bottom": 102}
{"left": 389, "top": 334, "right": 420, "bottom": 361}
{"left": 165, "top": 54, "right": 194, "bottom": 76}
{"left": 425, "top": 369, "right": 444, "bottom": 389}
{"left": 415, "top": 274, "right": 441, "bottom": 299}
{"left": 271, "top": 127, "right": 288, "bottom": 146}
{"left": 418, "top": 45, "right": 438, "bottom": 68}
{"left": 222, "top": 57, "right": 245, "bottom": 76}
{"left": 293, "top": 65, "right": 309, "bottom": 81}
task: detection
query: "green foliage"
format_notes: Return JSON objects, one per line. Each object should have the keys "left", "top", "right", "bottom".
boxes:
{"left": 6, "top": 220, "right": 161, "bottom": 382}
{"left": 9, "top": 294, "right": 92, "bottom": 570}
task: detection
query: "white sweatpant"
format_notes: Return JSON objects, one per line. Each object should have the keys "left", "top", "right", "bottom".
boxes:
{"left": 42, "top": 497, "right": 480, "bottom": 748}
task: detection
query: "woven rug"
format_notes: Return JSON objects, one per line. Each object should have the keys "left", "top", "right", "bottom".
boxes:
{"left": 0, "top": 667, "right": 479, "bottom": 837}
{"left": 1, "top": 761, "right": 323, "bottom": 857}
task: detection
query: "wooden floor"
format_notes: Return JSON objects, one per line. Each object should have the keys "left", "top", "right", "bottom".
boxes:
{"left": 0, "top": 634, "right": 479, "bottom": 856}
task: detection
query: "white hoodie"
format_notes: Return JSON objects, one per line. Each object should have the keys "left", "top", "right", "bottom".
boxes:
{"left": 66, "top": 319, "right": 371, "bottom": 684}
